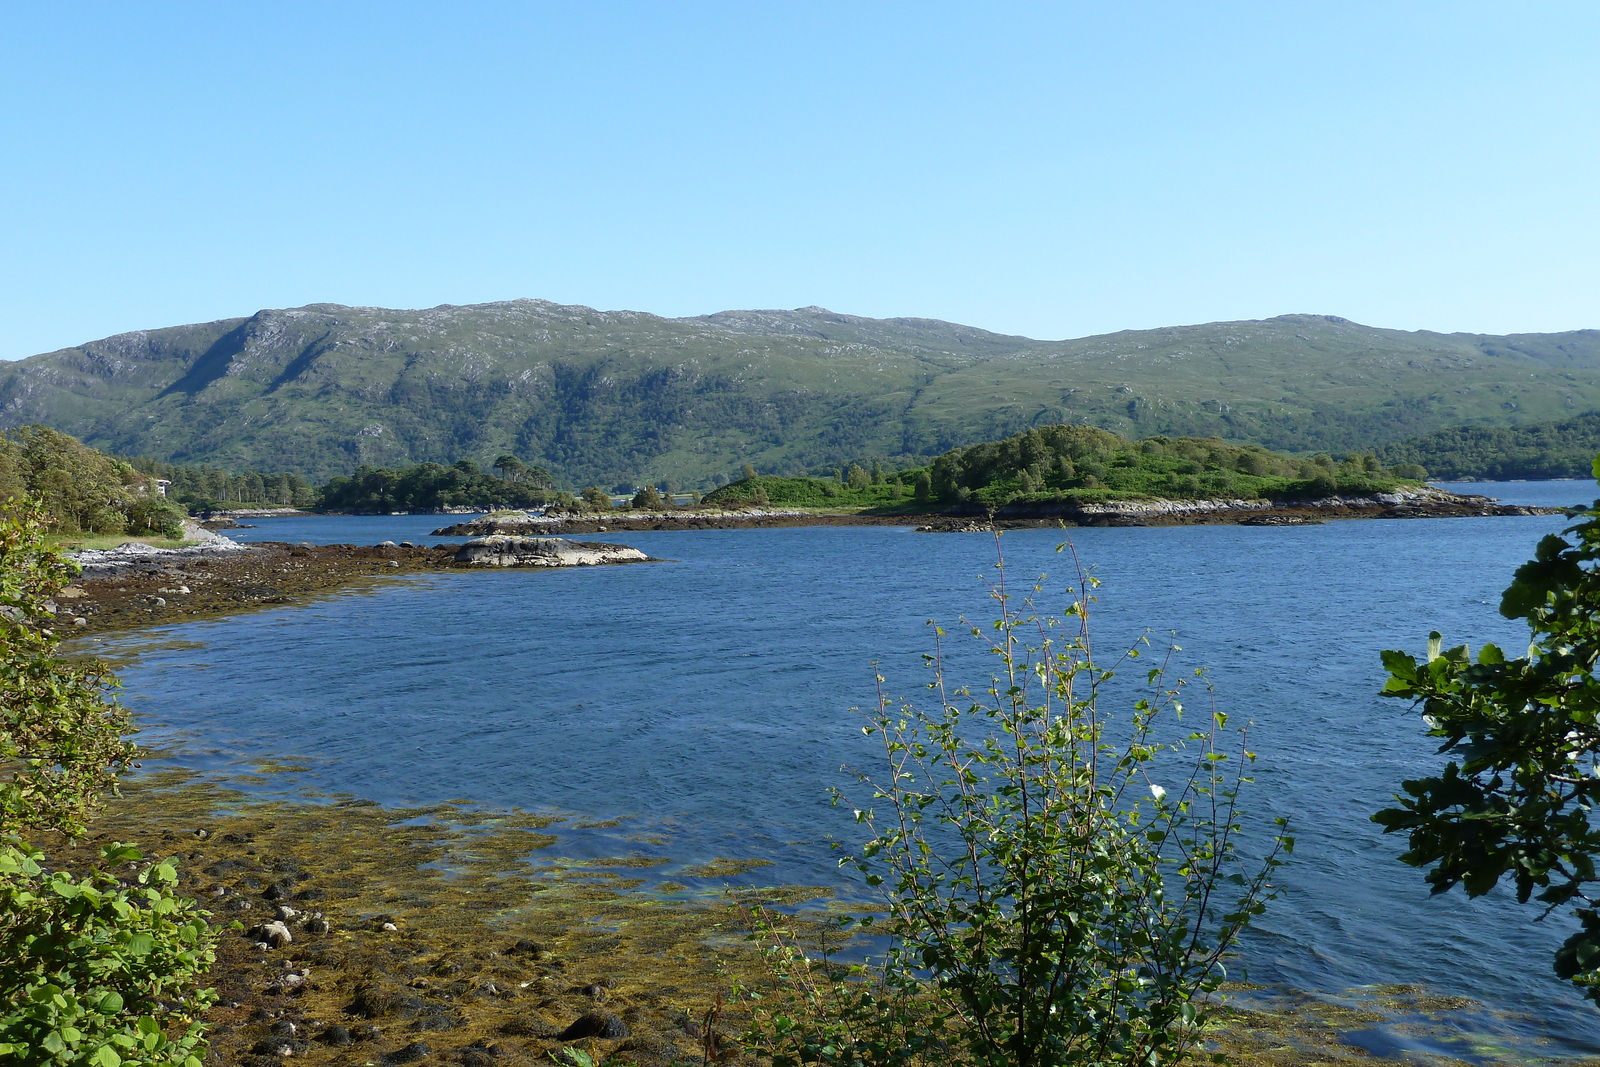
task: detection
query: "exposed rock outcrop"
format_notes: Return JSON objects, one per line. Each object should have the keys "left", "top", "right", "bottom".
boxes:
{"left": 453, "top": 536, "right": 651, "bottom": 568}
{"left": 70, "top": 520, "right": 253, "bottom": 578}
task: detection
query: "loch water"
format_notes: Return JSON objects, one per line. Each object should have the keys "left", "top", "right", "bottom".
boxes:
{"left": 88, "top": 481, "right": 1600, "bottom": 1058}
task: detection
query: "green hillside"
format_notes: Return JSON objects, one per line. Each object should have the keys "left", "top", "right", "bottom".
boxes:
{"left": 3, "top": 300, "right": 1598, "bottom": 487}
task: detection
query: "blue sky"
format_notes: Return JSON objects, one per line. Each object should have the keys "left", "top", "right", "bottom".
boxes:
{"left": 1, "top": 2, "right": 1595, "bottom": 359}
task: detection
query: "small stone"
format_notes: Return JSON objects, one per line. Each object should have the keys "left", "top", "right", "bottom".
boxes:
{"left": 150, "top": 597, "right": 166, "bottom": 608}
{"left": 387, "top": 560, "right": 400, "bottom": 568}
{"left": 268, "top": 972, "right": 307, "bottom": 993}
{"left": 269, "top": 1021, "right": 297, "bottom": 1037}
{"left": 71, "top": 617, "right": 87, "bottom": 627}
{"left": 304, "top": 916, "right": 330, "bottom": 935}
{"left": 262, "top": 921, "right": 293, "bottom": 948}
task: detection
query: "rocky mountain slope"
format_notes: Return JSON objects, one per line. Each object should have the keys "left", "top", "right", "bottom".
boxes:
{"left": 4, "top": 299, "right": 1597, "bottom": 485}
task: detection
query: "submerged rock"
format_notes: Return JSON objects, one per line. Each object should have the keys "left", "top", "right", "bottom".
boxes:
{"left": 454, "top": 536, "right": 650, "bottom": 568}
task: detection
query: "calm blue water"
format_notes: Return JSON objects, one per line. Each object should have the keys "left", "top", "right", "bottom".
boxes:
{"left": 89, "top": 481, "right": 1600, "bottom": 1056}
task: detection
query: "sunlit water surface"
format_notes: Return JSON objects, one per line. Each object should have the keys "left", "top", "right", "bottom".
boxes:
{"left": 88, "top": 481, "right": 1600, "bottom": 1056}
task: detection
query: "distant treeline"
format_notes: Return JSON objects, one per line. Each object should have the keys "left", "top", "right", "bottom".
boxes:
{"left": 127, "top": 457, "right": 319, "bottom": 509}
{"left": 318, "top": 457, "right": 556, "bottom": 513}
{"left": 2, "top": 425, "right": 186, "bottom": 537}
{"left": 914, "top": 425, "right": 1420, "bottom": 506}
{"left": 705, "top": 425, "right": 1427, "bottom": 510}
{"left": 1376, "top": 413, "right": 1600, "bottom": 480}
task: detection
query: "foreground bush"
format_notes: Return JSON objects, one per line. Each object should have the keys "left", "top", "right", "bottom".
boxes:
{"left": 0, "top": 501, "right": 217, "bottom": 1065}
{"left": 0, "top": 843, "right": 215, "bottom": 1067}
{"left": 747, "top": 547, "right": 1291, "bottom": 1067}
{"left": 1377, "top": 456, "right": 1600, "bottom": 1007}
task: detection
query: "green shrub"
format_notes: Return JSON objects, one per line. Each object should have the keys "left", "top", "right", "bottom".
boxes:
{"left": 0, "top": 842, "right": 216, "bottom": 1067}
{"left": 125, "top": 500, "right": 186, "bottom": 540}
{"left": 0, "top": 504, "right": 136, "bottom": 835}
{"left": 747, "top": 551, "right": 1291, "bottom": 1067}
{"left": 0, "top": 501, "right": 218, "bottom": 1065}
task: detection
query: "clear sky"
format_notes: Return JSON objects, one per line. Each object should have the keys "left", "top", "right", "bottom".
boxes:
{"left": 1, "top": 2, "right": 1595, "bottom": 360}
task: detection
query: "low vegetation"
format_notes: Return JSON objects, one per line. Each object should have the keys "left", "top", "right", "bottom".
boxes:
{"left": 703, "top": 472, "right": 911, "bottom": 510}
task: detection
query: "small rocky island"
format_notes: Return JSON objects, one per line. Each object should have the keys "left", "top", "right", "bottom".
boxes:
{"left": 454, "top": 535, "right": 651, "bottom": 567}
{"left": 919, "top": 483, "right": 1561, "bottom": 530}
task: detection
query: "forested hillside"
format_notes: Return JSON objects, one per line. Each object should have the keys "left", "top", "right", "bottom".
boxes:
{"left": 1378, "top": 413, "right": 1600, "bottom": 480}
{"left": 3, "top": 299, "right": 1597, "bottom": 487}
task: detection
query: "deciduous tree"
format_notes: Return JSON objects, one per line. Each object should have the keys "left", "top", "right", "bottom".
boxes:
{"left": 1377, "top": 459, "right": 1600, "bottom": 1005}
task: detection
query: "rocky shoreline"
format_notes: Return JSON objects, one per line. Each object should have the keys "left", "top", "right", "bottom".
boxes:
{"left": 972, "top": 484, "right": 1560, "bottom": 527}
{"left": 431, "top": 508, "right": 919, "bottom": 536}
{"left": 437, "top": 486, "right": 1559, "bottom": 538}
{"left": 59, "top": 534, "right": 654, "bottom": 635}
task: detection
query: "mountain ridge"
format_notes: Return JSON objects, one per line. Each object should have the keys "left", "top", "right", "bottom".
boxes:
{"left": 5, "top": 299, "right": 1599, "bottom": 485}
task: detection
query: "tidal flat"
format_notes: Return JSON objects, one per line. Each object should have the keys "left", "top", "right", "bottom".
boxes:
{"left": 66, "top": 771, "right": 1555, "bottom": 1067}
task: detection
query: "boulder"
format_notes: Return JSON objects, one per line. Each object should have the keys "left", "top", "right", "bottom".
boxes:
{"left": 454, "top": 536, "right": 650, "bottom": 568}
